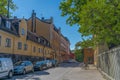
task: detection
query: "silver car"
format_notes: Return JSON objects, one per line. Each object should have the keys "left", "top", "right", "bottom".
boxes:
{"left": 14, "top": 61, "right": 34, "bottom": 74}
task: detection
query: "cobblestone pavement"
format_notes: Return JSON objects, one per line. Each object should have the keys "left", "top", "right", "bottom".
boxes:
{"left": 4, "top": 63, "right": 105, "bottom": 80}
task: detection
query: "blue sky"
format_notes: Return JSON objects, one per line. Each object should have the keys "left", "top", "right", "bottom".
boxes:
{"left": 12, "top": 0, "right": 82, "bottom": 50}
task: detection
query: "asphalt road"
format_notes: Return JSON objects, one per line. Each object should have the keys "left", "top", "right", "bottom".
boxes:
{"left": 2, "top": 62, "right": 105, "bottom": 80}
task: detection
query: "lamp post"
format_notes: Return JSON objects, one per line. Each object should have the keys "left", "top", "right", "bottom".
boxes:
{"left": 7, "top": 0, "right": 10, "bottom": 18}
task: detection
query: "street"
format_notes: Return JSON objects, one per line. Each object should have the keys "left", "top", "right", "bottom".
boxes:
{"left": 3, "top": 62, "right": 105, "bottom": 80}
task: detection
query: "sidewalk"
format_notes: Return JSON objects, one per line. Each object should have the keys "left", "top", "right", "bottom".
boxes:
{"left": 62, "top": 64, "right": 106, "bottom": 80}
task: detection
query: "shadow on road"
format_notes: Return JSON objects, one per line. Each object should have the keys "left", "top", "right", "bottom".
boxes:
{"left": 2, "top": 70, "right": 50, "bottom": 80}
{"left": 58, "top": 62, "right": 81, "bottom": 68}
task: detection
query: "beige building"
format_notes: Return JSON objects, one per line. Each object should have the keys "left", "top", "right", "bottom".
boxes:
{"left": 27, "top": 10, "right": 70, "bottom": 62}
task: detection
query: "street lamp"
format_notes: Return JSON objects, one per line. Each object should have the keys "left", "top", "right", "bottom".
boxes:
{"left": 7, "top": 0, "right": 10, "bottom": 18}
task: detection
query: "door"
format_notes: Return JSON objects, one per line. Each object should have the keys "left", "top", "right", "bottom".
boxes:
{"left": 88, "top": 57, "right": 94, "bottom": 64}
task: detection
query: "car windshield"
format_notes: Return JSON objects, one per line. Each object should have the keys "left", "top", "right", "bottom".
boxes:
{"left": 14, "top": 61, "right": 25, "bottom": 66}
{"left": 36, "top": 61, "right": 42, "bottom": 65}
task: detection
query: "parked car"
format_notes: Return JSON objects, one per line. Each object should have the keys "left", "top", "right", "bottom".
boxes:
{"left": 63, "top": 59, "right": 77, "bottom": 63}
{"left": 50, "top": 60, "right": 58, "bottom": 67}
{"left": 14, "top": 61, "right": 34, "bottom": 74}
{"left": 0, "top": 58, "right": 14, "bottom": 79}
{"left": 45, "top": 60, "right": 52, "bottom": 68}
{"left": 34, "top": 61, "right": 46, "bottom": 71}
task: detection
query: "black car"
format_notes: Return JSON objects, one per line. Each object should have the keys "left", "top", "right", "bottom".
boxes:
{"left": 50, "top": 60, "right": 58, "bottom": 67}
{"left": 34, "top": 61, "right": 47, "bottom": 71}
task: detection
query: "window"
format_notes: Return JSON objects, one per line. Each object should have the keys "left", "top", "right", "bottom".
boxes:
{"left": 5, "top": 38, "right": 11, "bottom": 47}
{"left": 38, "top": 48, "right": 43, "bottom": 53}
{"left": 48, "top": 50, "right": 49, "bottom": 54}
{"left": 38, "top": 38, "right": 41, "bottom": 42}
{"left": 18, "top": 42, "right": 22, "bottom": 49}
{"left": 44, "top": 40, "right": 46, "bottom": 45}
{"left": 21, "top": 28, "right": 25, "bottom": 35}
{"left": 24, "top": 44, "right": 28, "bottom": 50}
{"left": 33, "top": 46, "right": 36, "bottom": 52}
{"left": 0, "top": 36, "right": 1, "bottom": 46}
{"left": 38, "top": 48, "right": 40, "bottom": 53}
{"left": 6, "top": 21, "right": 11, "bottom": 29}
{"left": 44, "top": 50, "right": 46, "bottom": 54}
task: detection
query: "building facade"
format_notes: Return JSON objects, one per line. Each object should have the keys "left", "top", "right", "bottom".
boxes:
{"left": 84, "top": 48, "right": 94, "bottom": 64}
{"left": 0, "top": 10, "right": 70, "bottom": 63}
{"left": 0, "top": 15, "right": 52, "bottom": 63}
{"left": 27, "top": 11, "right": 70, "bottom": 62}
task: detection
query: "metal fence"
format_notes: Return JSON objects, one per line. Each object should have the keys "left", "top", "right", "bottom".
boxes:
{"left": 98, "top": 47, "right": 120, "bottom": 80}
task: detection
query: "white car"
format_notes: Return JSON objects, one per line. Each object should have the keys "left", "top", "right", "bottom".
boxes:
{"left": 0, "top": 58, "right": 14, "bottom": 79}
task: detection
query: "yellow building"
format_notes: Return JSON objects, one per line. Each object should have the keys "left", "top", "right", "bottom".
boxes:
{"left": 0, "top": 10, "right": 70, "bottom": 63}
{"left": 0, "top": 15, "right": 52, "bottom": 63}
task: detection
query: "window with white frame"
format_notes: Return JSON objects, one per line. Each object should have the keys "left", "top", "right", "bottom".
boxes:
{"left": 6, "top": 21, "right": 11, "bottom": 29}
{"left": 5, "top": 38, "right": 11, "bottom": 47}
{"left": 21, "top": 28, "right": 25, "bottom": 35}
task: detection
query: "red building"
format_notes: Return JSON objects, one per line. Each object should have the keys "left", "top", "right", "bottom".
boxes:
{"left": 69, "top": 53, "right": 75, "bottom": 59}
{"left": 84, "top": 48, "right": 94, "bottom": 64}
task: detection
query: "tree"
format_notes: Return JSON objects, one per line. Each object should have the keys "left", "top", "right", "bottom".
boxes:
{"left": 60, "top": 0, "right": 120, "bottom": 48}
{"left": 0, "top": 0, "right": 17, "bottom": 16}
{"left": 75, "top": 49, "right": 84, "bottom": 62}
{"left": 74, "top": 42, "right": 84, "bottom": 62}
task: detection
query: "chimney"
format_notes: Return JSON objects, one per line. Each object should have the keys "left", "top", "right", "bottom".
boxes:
{"left": 41, "top": 17, "right": 44, "bottom": 20}
{"left": 31, "top": 10, "right": 36, "bottom": 33}
{"left": 58, "top": 27, "right": 61, "bottom": 34}
{"left": 50, "top": 17, "right": 53, "bottom": 23}
{"left": 14, "top": 16, "right": 17, "bottom": 19}
{"left": 32, "top": 10, "right": 36, "bottom": 17}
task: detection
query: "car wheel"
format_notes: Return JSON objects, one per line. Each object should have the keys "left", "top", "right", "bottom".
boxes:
{"left": 8, "top": 71, "right": 13, "bottom": 78}
{"left": 23, "top": 69, "right": 26, "bottom": 75}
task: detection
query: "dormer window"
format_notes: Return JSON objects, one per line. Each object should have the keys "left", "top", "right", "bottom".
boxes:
{"left": 6, "top": 21, "right": 11, "bottom": 29}
{"left": 21, "top": 28, "right": 25, "bottom": 35}
{"left": 43, "top": 40, "right": 46, "bottom": 45}
{"left": 38, "top": 38, "right": 41, "bottom": 42}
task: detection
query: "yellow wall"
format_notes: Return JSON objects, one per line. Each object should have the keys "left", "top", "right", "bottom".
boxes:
{"left": 0, "top": 30, "right": 14, "bottom": 54}
{"left": 0, "top": 19, "right": 53, "bottom": 59}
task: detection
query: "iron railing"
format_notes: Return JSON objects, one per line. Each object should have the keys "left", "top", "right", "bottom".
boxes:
{"left": 98, "top": 47, "right": 120, "bottom": 80}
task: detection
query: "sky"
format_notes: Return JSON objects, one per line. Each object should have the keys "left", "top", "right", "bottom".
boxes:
{"left": 12, "top": 0, "right": 82, "bottom": 50}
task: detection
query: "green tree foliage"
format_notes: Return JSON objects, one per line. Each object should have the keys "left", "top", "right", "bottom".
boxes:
{"left": 0, "top": 0, "right": 17, "bottom": 16}
{"left": 75, "top": 49, "right": 84, "bottom": 62}
{"left": 60, "top": 0, "right": 120, "bottom": 47}
{"left": 74, "top": 42, "right": 84, "bottom": 62}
